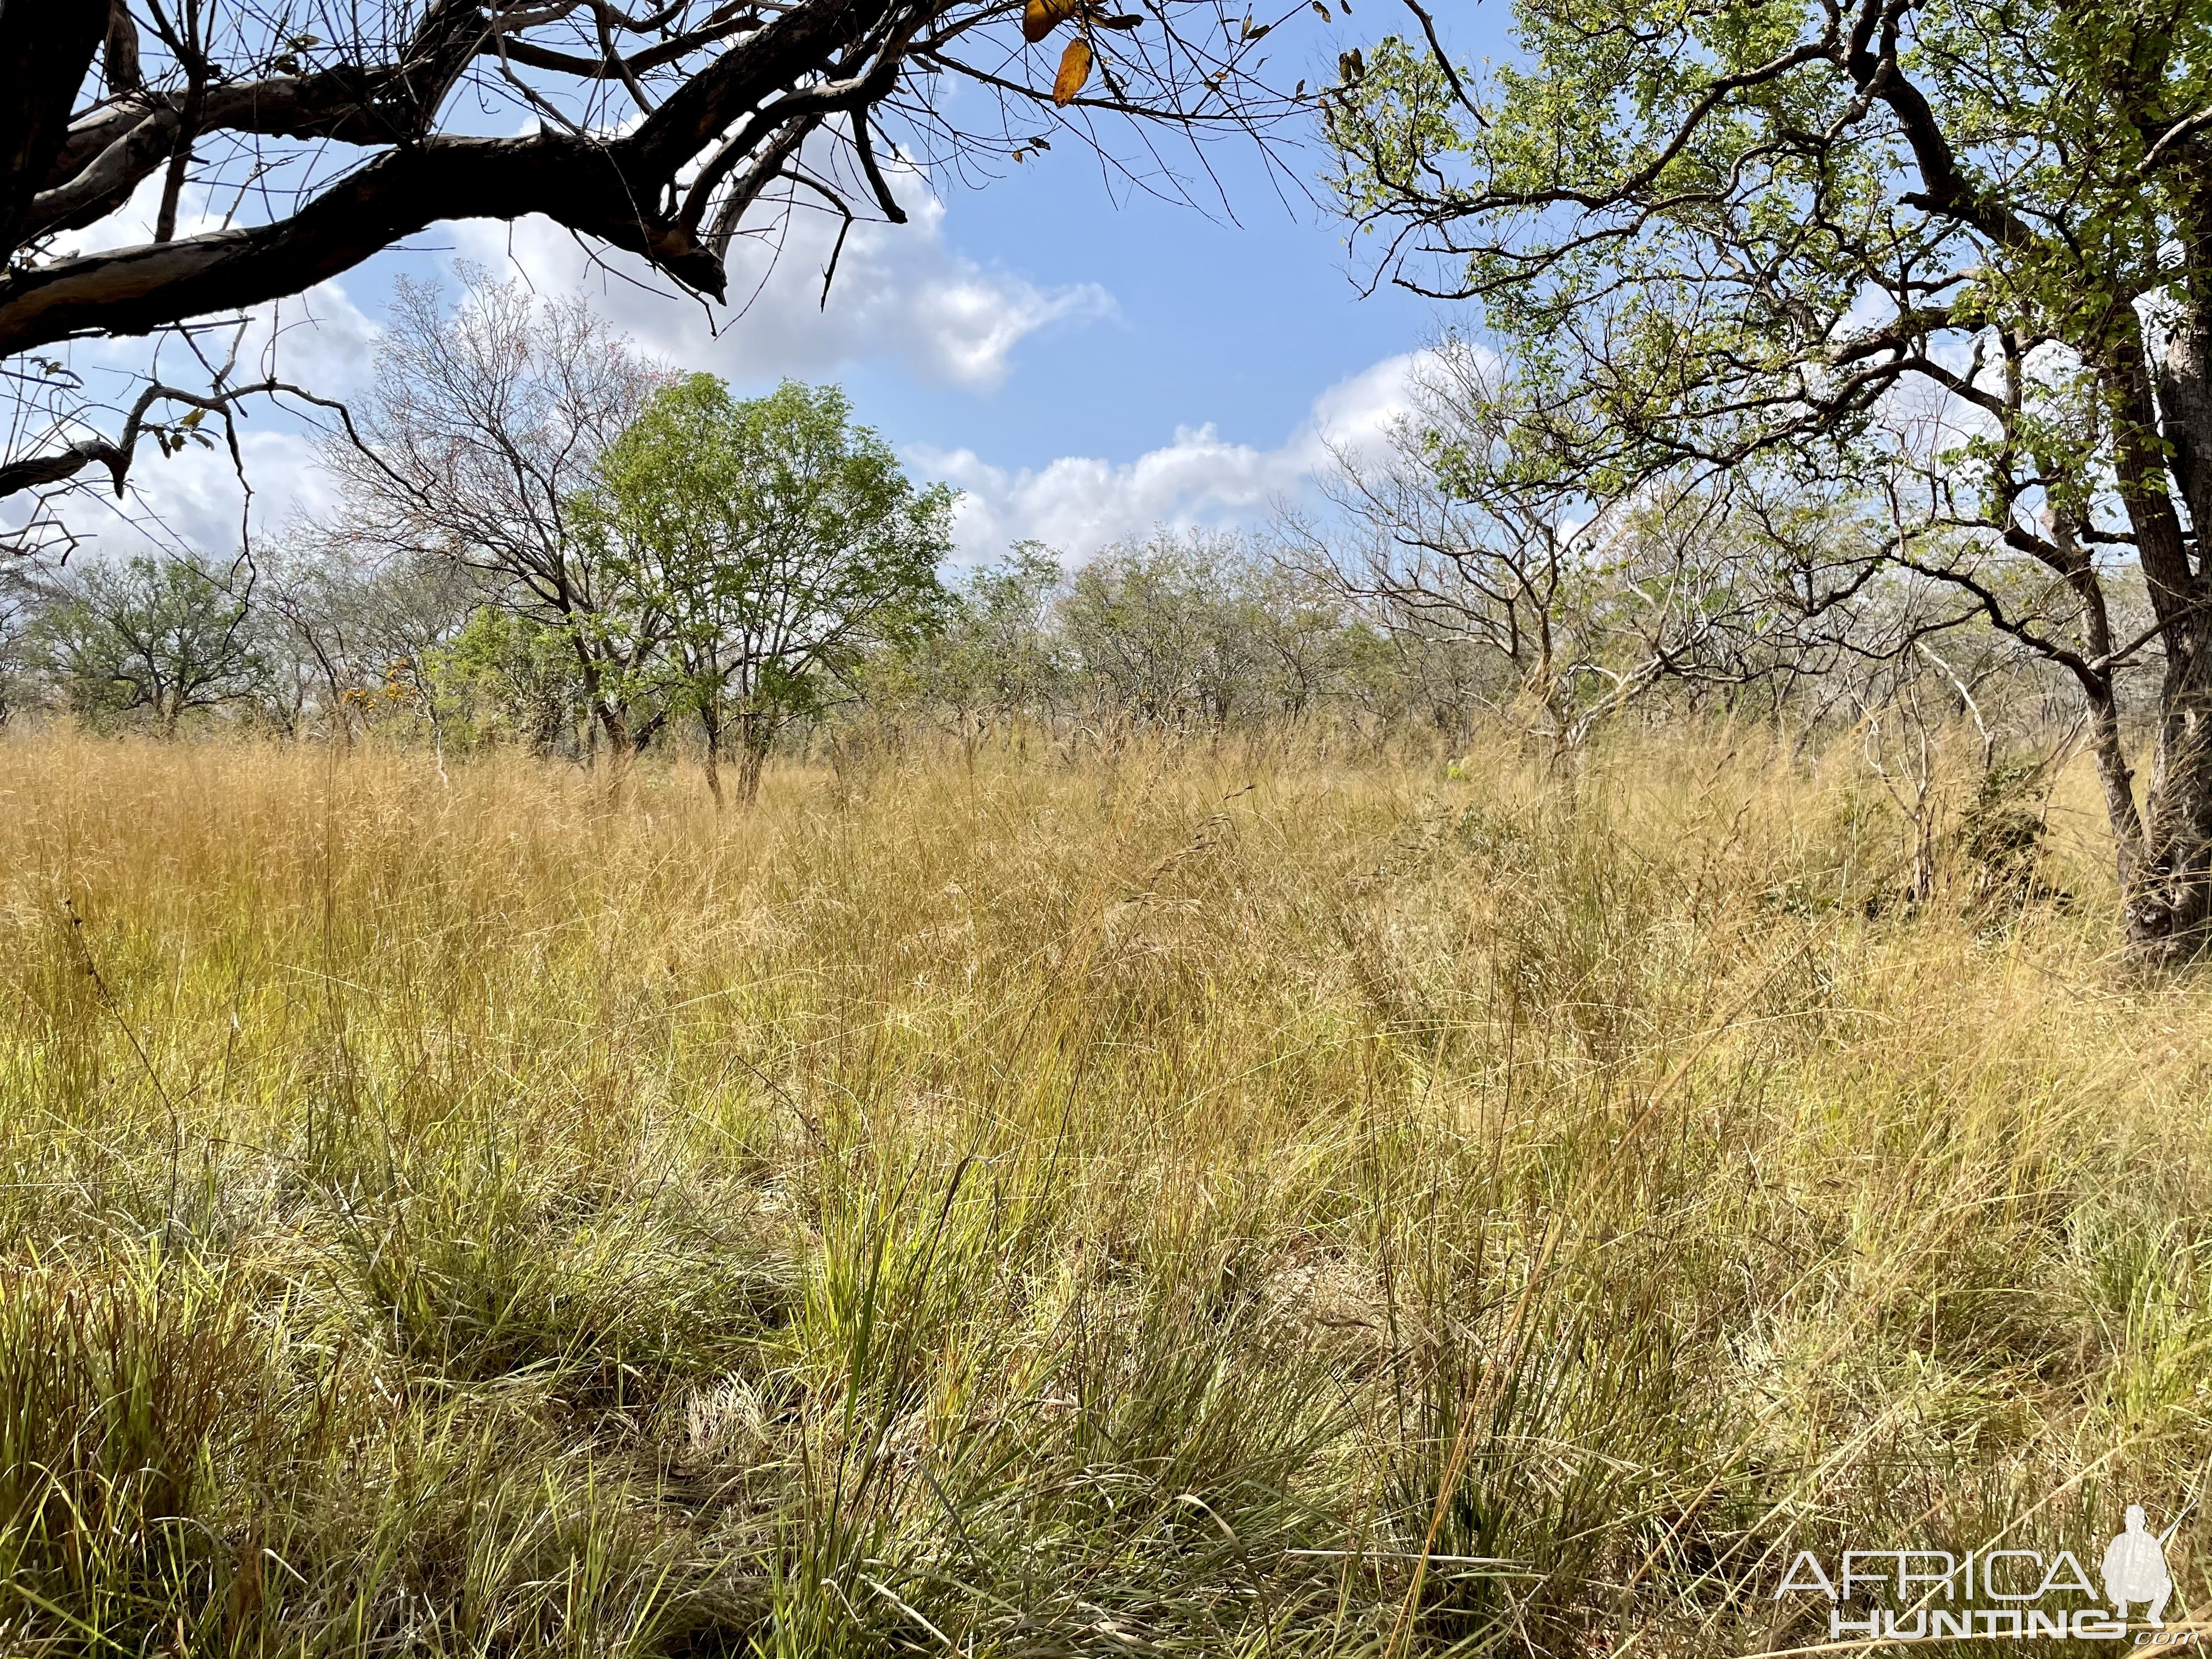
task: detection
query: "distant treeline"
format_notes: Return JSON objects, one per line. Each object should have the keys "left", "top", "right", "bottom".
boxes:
{"left": 0, "top": 280, "right": 2127, "bottom": 795}
{"left": 0, "top": 525, "right": 2103, "bottom": 759}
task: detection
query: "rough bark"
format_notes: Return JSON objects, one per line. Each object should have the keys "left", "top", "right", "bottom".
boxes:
{"left": 0, "top": 0, "right": 888, "bottom": 359}
{"left": 701, "top": 704, "right": 726, "bottom": 810}
{"left": 0, "top": 131, "right": 725, "bottom": 358}
{"left": 2, "top": 0, "right": 1289, "bottom": 536}
{"left": 2110, "top": 329, "right": 2212, "bottom": 954}
{"left": 737, "top": 710, "right": 768, "bottom": 804}
{"left": 0, "top": 0, "right": 108, "bottom": 261}
{"left": 2045, "top": 506, "right": 2149, "bottom": 899}
{"left": 2157, "top": 315, "right": 2212, "bottom": 543}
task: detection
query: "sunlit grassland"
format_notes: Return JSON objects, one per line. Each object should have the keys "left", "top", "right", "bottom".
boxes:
{"left": 2, "top": 726, "right": 2210, "bottom": 1656}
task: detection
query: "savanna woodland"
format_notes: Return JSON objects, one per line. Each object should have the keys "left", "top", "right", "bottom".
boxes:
{"left": 5, "top": 0, "right": 2212, "bottom": 1653}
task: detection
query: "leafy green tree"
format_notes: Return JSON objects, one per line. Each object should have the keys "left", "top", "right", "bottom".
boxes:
{"left": 27, "top": 556, "right": 263, "bottom": 737}
{"left": 903, "top": 545, "right": 1070, "bottom": 753}
{"left": 1057, "top": 533, "right": 1370, "bottom": 732}
{"left": 1059, "top": 536, "right": 1265, "bottom": 728}
{"left": 1328, "top": 0, "right": 2212, "bottom": 951}
{"left": 435, "top": 610, "right": 591, "bottom": 757}
{"left": 0, "top": 0, "right": 1295, "bottom": 560}
{"left": 581, "top": 376, "right": 953, "bottom": 804}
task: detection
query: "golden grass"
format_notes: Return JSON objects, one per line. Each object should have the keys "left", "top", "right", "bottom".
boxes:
{"left": 1, "top": 726, "right": 2209, "bottom": 1656}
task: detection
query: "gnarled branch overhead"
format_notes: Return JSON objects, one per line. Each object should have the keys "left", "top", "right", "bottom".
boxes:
{"left": 0, "top": 0, "right": 1299, "bottom": 353}
{"left": 0, "top": 2, "right": 111, "bottom": 261}
{"left": 0, "top": 0, "right": 1305, "bottom": 516}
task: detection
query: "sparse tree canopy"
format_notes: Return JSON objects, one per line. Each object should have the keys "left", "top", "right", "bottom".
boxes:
{"left": 1282, "top": 341, "right": 1845, "bottom": 755}
{"left": 1329, "top": 0, "right": 2212, "bottom": 951}
{"left": 25, "top": 551, "right": 262, "bottom": 733}
{"left": 320, "top": 275, "right": 669, "bottom": 757}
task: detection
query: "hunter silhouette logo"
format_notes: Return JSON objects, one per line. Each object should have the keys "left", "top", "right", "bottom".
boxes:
{"left": 1774, "top": 1502, "right": 2186, "bottom": 1641}
{"left": 2104, "top": 1505, "right": 2175, "bottom": 1628}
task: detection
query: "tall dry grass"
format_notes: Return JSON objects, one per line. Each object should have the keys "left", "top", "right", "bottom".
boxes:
{"left": 0, "top": 725, "right": 2207, "bottom": 1656}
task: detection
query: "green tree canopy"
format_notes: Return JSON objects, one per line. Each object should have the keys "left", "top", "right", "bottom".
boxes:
{"left": 27, "top": 556, "right": 263, "bottom": 737}
{"left": 1328, "top": 0, "right": 2212, "bottom": 952}
{"left": 580, "top": 375, "right": 953, "bottom": 803}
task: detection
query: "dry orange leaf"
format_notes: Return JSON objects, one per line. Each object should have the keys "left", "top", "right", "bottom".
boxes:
{"left": 1053, "top": 36, "right": 1092, "bottom": 103}
{"left": 1022, "top": 0, "right": 1079, "bottom": 41}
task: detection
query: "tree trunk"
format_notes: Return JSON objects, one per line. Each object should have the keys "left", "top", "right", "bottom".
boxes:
{"left": 0, "top": 1, "right": 108, "bottom": 264}
{"left": 2042, "top": 509, "right": 2149, "bottom": 906}
{"left": 736, "top": 710, "right": 768, "bottom": 805}
{"left": 701, "top": 703, "right": 725, "bottom": 810}
{"left": 2128, "top": 631, "right": 2212, "bottom": 954}
{"left": 571, "top": 639, "right": 631, "bottom": 798}
{"left": 2081, "top": 667, "right": 2152, "bottom": 912}
{"left": 2109, "top": 331, "right": 2212, "bottom": 955}
{"left": 592, "top": 699, "right": 633, "bottom": 797}
{"left": 2157, "top": 313, "right": 2212, "bottom": 541}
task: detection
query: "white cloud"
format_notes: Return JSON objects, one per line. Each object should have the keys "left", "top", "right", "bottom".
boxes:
{"left": 55, "top": 160, "right": 1103, "bottom": 394}
{"left": 4, "top": 275, "right": 376, "bottom": 560}
{"left": 14, "top": 177, "right": 1430, "bottom": 579}
{"left": 21, "top": 427, "right": 336, "bottom": 561}
{"left": 246, "top": 281, "right": 383, "bottom": 398}
{"left": 77, "top": 276, "right": 383, "bottom": 403}
{"left": 916, "top": 350, "right": 1430, "bottom": 562}
{"left": 451, "top": 191, "right": 1110, "bottom": 391}
{"left": 21, "top": 160, "right": 1119, "bottom": 560}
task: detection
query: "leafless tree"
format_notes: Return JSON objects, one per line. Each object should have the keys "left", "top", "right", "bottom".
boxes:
{"left": 1281, "top": 343, "right": 1841, "bottom": 760}
{"left": 256, "top": 539, "right": 478, "bottom": 741}
{"left": 315, "top": 274, "right": 668, "bottom": 760}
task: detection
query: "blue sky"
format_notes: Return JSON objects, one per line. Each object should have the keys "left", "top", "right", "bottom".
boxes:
{"left": 27, "top": 4, "right": 1501, "bottom": 567}
{"left": 837, "top": 139, "right": 1435, "bottom": 471}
